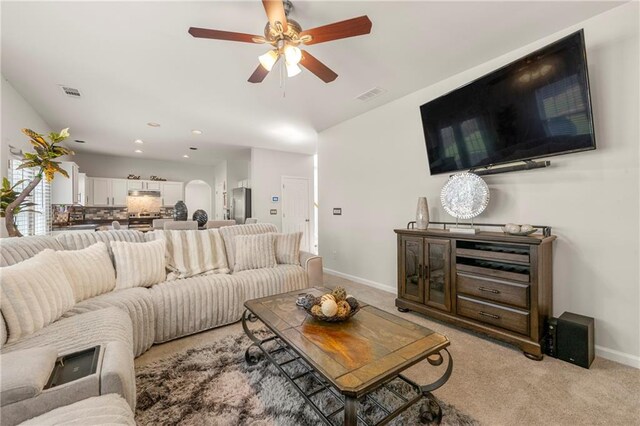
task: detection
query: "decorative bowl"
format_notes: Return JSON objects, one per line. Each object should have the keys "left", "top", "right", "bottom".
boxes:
{"left": 297, "top": 290, "right": 361, "bottom": 323}
{"left": 502, "top": 227, "right": 537, "bottom": 236}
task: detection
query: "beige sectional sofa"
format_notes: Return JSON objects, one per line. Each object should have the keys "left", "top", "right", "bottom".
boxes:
{"left": 0, "top": 224, "right": 322, "bottom": 425}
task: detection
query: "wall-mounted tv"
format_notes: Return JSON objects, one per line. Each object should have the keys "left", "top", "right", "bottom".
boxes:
{"left": 420, "top": 30, "right": 596, "bottom": 175}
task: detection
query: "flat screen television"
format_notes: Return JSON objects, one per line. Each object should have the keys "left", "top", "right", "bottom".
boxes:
{"left": 420, "top": 30, "right": 596, "bottom": 175}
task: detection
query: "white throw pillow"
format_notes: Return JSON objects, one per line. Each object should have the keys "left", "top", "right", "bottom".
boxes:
{"left": 271, "top": 232, "right": 302, "bottom": 265}
{"left": 0, "top": 250, "right": 75, "bottom": 343}
{"left": 54, "top": 242, "right": 116, "bottom": 302}
{"left": 234, "top": 234, "right": 277, "bottom": 272}
{"left": 110, "top": 239, "right": 166, "bottom": 290}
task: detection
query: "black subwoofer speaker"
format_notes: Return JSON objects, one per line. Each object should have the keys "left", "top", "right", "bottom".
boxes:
{"left": 557, "top": 312, "right": 595, "bottom": 369}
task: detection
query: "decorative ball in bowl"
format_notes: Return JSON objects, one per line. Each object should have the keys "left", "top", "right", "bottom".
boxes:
{"left": 298, "top": 287, "right": 360, "bottom": 323}
{"left": 502, "top": 223, "right": 537, "bottom": 236}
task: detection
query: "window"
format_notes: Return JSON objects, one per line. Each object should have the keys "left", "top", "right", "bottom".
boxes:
{"left": 9, "top": 159, "right": 51, "bottom": 236}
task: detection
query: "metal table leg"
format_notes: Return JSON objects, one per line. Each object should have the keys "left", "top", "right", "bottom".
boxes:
{"left": 344, "top": 396, "right": 358, "bottom": 426}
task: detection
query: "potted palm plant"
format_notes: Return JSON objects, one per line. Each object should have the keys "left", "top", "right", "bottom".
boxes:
{"left": 3, "top": 128, "right": 73, "bottom": 237}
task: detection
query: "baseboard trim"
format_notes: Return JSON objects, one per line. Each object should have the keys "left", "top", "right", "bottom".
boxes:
{"left": 595, "top": 345, "right": 640, "bottom": 369}
{"left": 323, "top": 268, "right": 395, "bottom": 294}
{"left": 323, "top": 268, "right": 640, "bottom": 369}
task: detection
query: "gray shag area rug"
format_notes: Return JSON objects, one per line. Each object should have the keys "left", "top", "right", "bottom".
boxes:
{"left": 136, "top": 328, "right": 478, "bottom": 426}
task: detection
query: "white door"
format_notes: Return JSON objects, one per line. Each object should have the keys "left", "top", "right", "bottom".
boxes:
{"left": 162, "top": 182, "right": 184, "bottom": 206}
{"left": 92, "top": 178, "right": 110, "bottom": 206}
{"left": 282, "top": 176, "right": 311, "bottom": 252}
{"left": 111, "top": 179, "right": 128, "bottom": 206}
{"left": 215, "top": 182, "right": 224, "bottom": 219}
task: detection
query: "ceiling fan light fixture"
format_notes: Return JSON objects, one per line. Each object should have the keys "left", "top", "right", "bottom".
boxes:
{"left": 286, "top": 61, "right": 302, "bottom": 78}
{"left": 284, "top": 44, "right": 302, "bottom": 65}
{"left": 259, "top": 50, "right": 279, "bottom": 71}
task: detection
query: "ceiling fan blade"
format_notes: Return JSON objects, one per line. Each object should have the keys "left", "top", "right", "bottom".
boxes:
{"left": 300, "top": 16, "right": 372, "bottom": 45}
{"left": 300, "top": 50, "right": 338, "bottom": 83}
{"left": 262, "top": 0, "right": 288, "bottom": 32}
{"left": 188, "top": 27, "right": 263, "bottom": 44}
{"left": 248, "top": 64, "right": 270, "bottom": 83}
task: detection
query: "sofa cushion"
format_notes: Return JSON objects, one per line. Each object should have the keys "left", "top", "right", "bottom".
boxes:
{"left": 234, "top": 234, "right": 277, "bottom": 272}
{"left": 150, "top": 229, "right": 229, "bottom": 280}
{"left": 1, "top": 346, "right": 57, "bottom": 406}
{"left": 18, "top": 393, "right": 136, "bottom": 426}
{"left": 111, "top": 240, "right": 166, "bottom": 290}
{"left": 2, "top": 307, "right": 134, "bottom": 357}
{"left": 150, "top": 274, "right": 242, "bottom": 343}
{"left": 0, "top": 236, "right": 63, "bottom": 267}
{"left": 272, "top": 232, "right": 302, "bottom": 265}
{"left": 54, "top": 242, "right": 116, "bottom": 303}
{"left": 55, "top": 230, "right": 146, "bottom": 260}
{"left": 233, "top": 264, "right": 309, "bottom": 302}
{"left": 0, "top": 250, "right": 75, "bottom": 343}
{"left": 218, "top": 223, "right": 278, "bottom": 272}
{"left": 61, "top": 288, "right": 155, "bottom": 357}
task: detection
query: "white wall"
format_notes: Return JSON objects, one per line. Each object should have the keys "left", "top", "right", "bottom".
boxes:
{"left": 1, "top": 76, "right": 52, "bottom": 178}
{"left": 318, "top": 3, "right": 639, "bottom": 367}
{"left": 213, "top": 161, "right": 228, "bottom": 219}
{"left": 250, "top": 148, "right": 314, "bottom": 231}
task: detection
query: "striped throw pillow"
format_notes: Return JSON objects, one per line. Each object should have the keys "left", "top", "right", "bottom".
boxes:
{"left": 0, "top": 250, "right": 75, "bottom": 343}
{"left": 111, "top": 239, "right": 166, "bottom": 290}
{"left": 153, "top": 229, "right": 230, "bottom": 280}
{"left": 54, "top": 242, "right": 116, "bottom": 302}
{"left": 234, "top": 234, "right": 277, "bottom": 272}
{"left": 271, "top": 232, "right": 302, "bottom": 265}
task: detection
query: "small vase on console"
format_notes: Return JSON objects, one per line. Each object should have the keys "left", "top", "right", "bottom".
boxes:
{"left": 416, "top": 197, "right": 429, "bottom": 230}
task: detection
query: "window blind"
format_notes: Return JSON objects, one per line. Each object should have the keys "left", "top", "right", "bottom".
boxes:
{"left": 8, "top": 159, "right": 51, "bottom": 236}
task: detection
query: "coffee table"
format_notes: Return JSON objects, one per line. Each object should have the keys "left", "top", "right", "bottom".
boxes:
{"left": 242, "top": 287, "right": 453, "bottom": 425}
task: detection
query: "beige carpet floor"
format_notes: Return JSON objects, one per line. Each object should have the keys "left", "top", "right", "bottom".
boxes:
{"left": 136, "top": 273, "right": 640, "bottom": 425}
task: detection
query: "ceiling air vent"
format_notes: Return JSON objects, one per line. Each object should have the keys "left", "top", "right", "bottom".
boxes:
{"left": 59, "top": 86, "right": 81, "bottom": 98}
{"left": 355, "top": 87, "right": 386, "bottom": 102}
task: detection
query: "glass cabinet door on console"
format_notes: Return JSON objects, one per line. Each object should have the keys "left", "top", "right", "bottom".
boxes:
{"left": 425, "top": 239, "right": 451, "bottom": 312}
{"left": 399, "top": 236, "right": 424, "bottom": 303}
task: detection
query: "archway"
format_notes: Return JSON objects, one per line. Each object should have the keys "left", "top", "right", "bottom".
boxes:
{"left": 184, "top": 180, "right": 212, "bottom": 218}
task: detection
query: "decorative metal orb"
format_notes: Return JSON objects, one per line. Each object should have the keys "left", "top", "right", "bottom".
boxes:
{"left": 173, "top": 201, "right": 188, "bottom": 221}
{"left": 192, "top": 209, "right": 208, "bottom": 227}
{"left": 440, "top": 173, "right": 490, "bottom": 220}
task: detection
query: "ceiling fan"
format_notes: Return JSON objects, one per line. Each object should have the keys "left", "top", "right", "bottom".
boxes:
{"left": 188, "top": 0, "right": 372, "bottom": 83}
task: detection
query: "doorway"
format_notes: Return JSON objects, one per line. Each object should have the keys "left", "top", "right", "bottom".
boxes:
{"left": 282, "top": 176, "right": 311, "bottom": 252}
{"left": 185, "top": 180, "right": 212, "bottom": 217}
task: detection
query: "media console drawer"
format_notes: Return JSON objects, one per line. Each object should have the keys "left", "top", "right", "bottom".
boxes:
{"left": 456, "top": 273, "right": 529, "bottom": 309}
{"left": 457, "top": 295, "right": 529, "bottom": 335}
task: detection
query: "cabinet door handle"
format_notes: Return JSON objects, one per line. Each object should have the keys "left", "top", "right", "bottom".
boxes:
{"left": 423, "top": 264, "right": 429, "bottom": 280}
{"left": 479, "top": 286, "right": 500, "bottom": 294}
{"left": 479, "top": 311, "right": 500, "bottom": 320}
{"left": 112, "top": 197, "right": 114, "bottom": 205}
{"left": 417, "top": 264, "right": 423, "bottom": 279}
{"left": 107, "top": 197, "right": 109, "bottom": 205}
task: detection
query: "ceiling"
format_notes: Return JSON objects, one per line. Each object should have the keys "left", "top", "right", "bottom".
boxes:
{"left": 1, "top": 1, "right": 623, "bottom": 165}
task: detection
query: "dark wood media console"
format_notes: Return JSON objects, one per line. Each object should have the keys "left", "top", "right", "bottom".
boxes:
{"left": 395, "top": 227, "right": 555, "bottom": 359}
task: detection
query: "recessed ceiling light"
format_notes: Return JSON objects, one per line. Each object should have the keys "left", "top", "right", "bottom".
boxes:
{"left": 74, "top": 139, "right": 86, "bottom": 144}
{"left": 183, "top": 154, "right": 190, "bottom": 158}
{"left": 191, "top": 129, "right": 203, "bottom": 135}
{"left": 134, "top": 149, "right": 143, "bottom": 153}
{"left": 147, "top": 122, "right": 161, "bottom": 127}
{"left": 189, "top": 147, "right": 198, "bottom": 151}
{"left": 134, "top": 139, "right": 144, "bottom": 144}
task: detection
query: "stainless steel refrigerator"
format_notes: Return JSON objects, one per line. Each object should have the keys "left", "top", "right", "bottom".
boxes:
{"left": 231, "top": 188, "right": 252, "bottom": 224}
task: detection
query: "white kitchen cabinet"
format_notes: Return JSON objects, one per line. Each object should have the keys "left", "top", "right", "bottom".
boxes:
{"left": 161, "top": 182, "right": 183, "bottom": 206}
{"left": 127, "top": 180, "right": 161, "bottom": 191}
{"left": 111, "top": 179, "right": 128, "bottom": 206}
{"left": 92, "top": 178, "right": 111, "bottom": 206}
{"left": 51, "top": 162, "right": 79, "bottom": 205}
{"left": 89, "top": 178, "right": 128, "bottom": 206}
{"left": 146, "top": 181, "right": 162, "bottom": 191}
{"left": 127, "top": 180, "right": 144, "bottom": 191}
{"left": 78, "top": 173, "right": 86, "bottom": 205}
{"left": 84, "top": 176, "right": 94, "bottom": 206}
